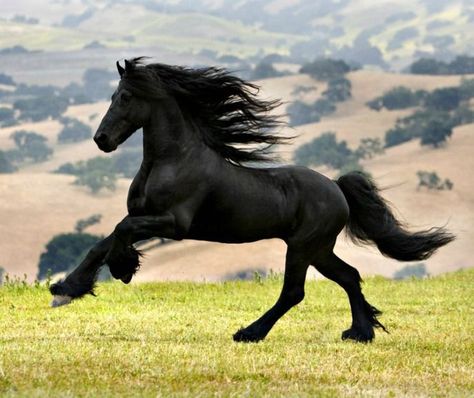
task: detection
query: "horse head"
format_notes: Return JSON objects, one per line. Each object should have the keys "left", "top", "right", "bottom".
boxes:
{"left": 93, "top": 60, "right": 151, "bottom": 152}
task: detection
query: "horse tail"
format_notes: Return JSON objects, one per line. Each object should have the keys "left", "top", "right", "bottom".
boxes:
{"left": 336, "top": 171, "right": 455, "bottom": 261}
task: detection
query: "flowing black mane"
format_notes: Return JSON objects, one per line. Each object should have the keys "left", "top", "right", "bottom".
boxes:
{"left": 120, "top": 57, "right": 286, "bottom": 164}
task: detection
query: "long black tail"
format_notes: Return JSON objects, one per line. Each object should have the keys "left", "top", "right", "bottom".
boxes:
{"left": 336, "top": 172, "right": 455, "bottom": 261}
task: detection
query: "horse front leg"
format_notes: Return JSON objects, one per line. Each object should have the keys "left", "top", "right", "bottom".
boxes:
{"left": 49, "top": 234, "right": 114, "bottom": 307}
{"left": 105, "top": 213, "right": 179, "bottom": 283}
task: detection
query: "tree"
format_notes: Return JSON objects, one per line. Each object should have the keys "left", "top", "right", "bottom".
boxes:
{"left": 37, "top": 233, "right": 102, "bottom": 279}
{"left": 459, "top": 78, "right": 474, "bottom": 101}
{"left": 0, "top": 107, "right": 15, "bottom": 126}
{"left": 75, "top": 214, "right": 102, "bottom": 233}
{"left": 424, "top": 87, "right": 461, "bottom": 111}
{"left": 251, "top": 62, "right": 281, "bottom": 80}
{"left": 420, "top": 119, "right": 453, "bottom": 147}
{"left": 322, "top": 78, "right": 351, "bottom": 102}
{"left": 83, "top": 68, "right": 116, "bottom": 101}
{"left": 300, "top": 58, "right": 351, "bottom": 81}
{"left": 293, "top": 132, "right": 354, "bottom": 169}
{"left": 73, "top": 157, "right": 117, "bottom": 193}
{"left": 410, "top": 58, "right": 445, "bottom": 75}
{"left": 367, "top": 87, "right": 426, "bottom": 111}
{"left": 355, "top": 138, "right": 384, "bottom": 159}
{"left": 112, "top": 148, "right": 142, "bottom": 178}
{"left": 9, "top": 130, "right": 53, "bottom": 162}
{"left": 57, "top": 117, "right": 92, "bottom": 143}
{"left": 0, "top": 73, "right": 15, "bottom": 86}
{"left": 0, "top": 150, "right": 17, "bottom": 173}
{"left": 13, "top": 94, "right": 68, "bottom": 122}
{"left": 287, "top": 101, "right": 320, "bottom": 126}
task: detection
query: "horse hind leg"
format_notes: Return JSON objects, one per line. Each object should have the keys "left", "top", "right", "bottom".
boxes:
{"left": 313, "top": 251, "right": 387, "bottom": 342}
{"left": 233, "top": 247, "right": 310, "bottom": 342}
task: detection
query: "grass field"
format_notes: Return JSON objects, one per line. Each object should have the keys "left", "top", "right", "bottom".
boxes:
{"left": 1, "top": 269, "right": 473, "bottom": 397}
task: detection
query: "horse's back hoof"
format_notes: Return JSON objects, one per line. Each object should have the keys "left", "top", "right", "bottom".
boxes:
{"left": 51, "top": 295, "right": 73, "bottom": 308}
{"left": 233, "top": 328, "right": 265, "bottom": 343}
{"left": 341, "top": 327, "right": 374, "bottom": 343}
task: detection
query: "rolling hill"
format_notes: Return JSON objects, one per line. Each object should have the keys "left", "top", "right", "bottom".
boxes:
{"left": 1, "top": 0, "right": 473, "bottom": 70}
{"left": 0, "top": 68, "right": 472, "bottom": 282}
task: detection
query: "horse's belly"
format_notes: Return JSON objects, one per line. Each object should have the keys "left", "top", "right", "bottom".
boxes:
{"left": 185, "top": 212, "right": 287, "bottom": 243}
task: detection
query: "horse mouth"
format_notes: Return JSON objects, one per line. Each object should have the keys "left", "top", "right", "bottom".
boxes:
{"left": 100, "top": 143, "right": 117, "bottom": 153}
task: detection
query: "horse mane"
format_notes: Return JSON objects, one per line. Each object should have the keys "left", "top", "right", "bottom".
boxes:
{"left": 120, "top": 57, "right": 288, "bottom": 164}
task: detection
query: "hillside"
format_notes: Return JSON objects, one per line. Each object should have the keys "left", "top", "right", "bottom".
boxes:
{"left": 0, "top": 69, "right": 472, "bottom": 281}
{"left": 1, "top": 0, "right": 473, "bottom": 69}
{"left": 1, "top": 269, "right": 473, "bottom": 396}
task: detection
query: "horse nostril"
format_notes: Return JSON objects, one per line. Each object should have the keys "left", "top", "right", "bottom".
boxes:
{"left": 94, "top": 133, "right": 107, "bottom": 144}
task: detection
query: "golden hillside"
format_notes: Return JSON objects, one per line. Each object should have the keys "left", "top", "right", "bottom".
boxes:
{"left": 0, "top": 70, "right": 471, "bottom": 281}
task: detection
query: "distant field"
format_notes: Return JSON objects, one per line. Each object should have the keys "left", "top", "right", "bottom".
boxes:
{"left": 0, "top": 269, "right": 473, "bottom": 397}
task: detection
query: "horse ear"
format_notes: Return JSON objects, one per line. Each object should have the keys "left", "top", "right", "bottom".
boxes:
{"left": 116, "top": 61, "right": 125, "bottom": 78}
{"left": 124, "top": 59, "right": 134, "bottom": 73}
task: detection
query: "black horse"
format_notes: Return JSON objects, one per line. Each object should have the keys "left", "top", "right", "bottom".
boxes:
{"left": 50, "top": 58, "right": 454, "bottom": 343}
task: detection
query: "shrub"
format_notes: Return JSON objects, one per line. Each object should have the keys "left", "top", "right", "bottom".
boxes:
{"left": 393, "top": 263, "right": 428, "bottom": 280}
{"left": 37, "top": 233, "right": 102, "bottom": 279}
{"left": 417, "top": 171, "right": 453, "bottom": 190}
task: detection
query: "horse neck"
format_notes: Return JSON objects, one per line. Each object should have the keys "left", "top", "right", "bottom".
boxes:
{"left": 142, "top": 97, "right": 204, "bottom": 162}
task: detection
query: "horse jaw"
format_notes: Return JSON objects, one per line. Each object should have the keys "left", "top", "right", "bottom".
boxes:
{"left": 51, "top": 295, "right": 73, "bottom": 308}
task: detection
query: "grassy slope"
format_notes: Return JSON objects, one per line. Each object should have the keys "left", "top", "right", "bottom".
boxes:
{"left": 1, "top": 269, "right": 473, "bottom": 397}
{"left": 0, "top": 6, "right": 301, "bottom": 56}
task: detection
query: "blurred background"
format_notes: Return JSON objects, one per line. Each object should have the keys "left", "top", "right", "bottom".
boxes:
{"left": 0, "top": 0, "right": 473, "bottom": 284}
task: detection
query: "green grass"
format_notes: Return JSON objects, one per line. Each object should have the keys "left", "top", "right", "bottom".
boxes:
{"left": 1, "top": 269, "right": 473, "bottom": 397}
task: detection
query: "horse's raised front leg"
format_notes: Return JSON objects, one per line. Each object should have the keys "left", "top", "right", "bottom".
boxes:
{"left": 105, "top": 213, "right": 179, "bottom": 283}
{"left": 50, "top": 234, "right": 114, "bottom": 307}
{"left": 233, "top": 247, "right": 310, "bottom": 343}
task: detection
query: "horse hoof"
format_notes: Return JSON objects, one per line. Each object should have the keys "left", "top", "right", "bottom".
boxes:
{"left": 341, "top": 327, "right": 374, "bottom": 343}
{"left": 233, "top": 328, "right": 265, "bottom": 343}
{"left": 51, "top": 295, "right": 73, "bottom": 308}
{"left": 120, "top": 273, "right": 133, "bottom": 284}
